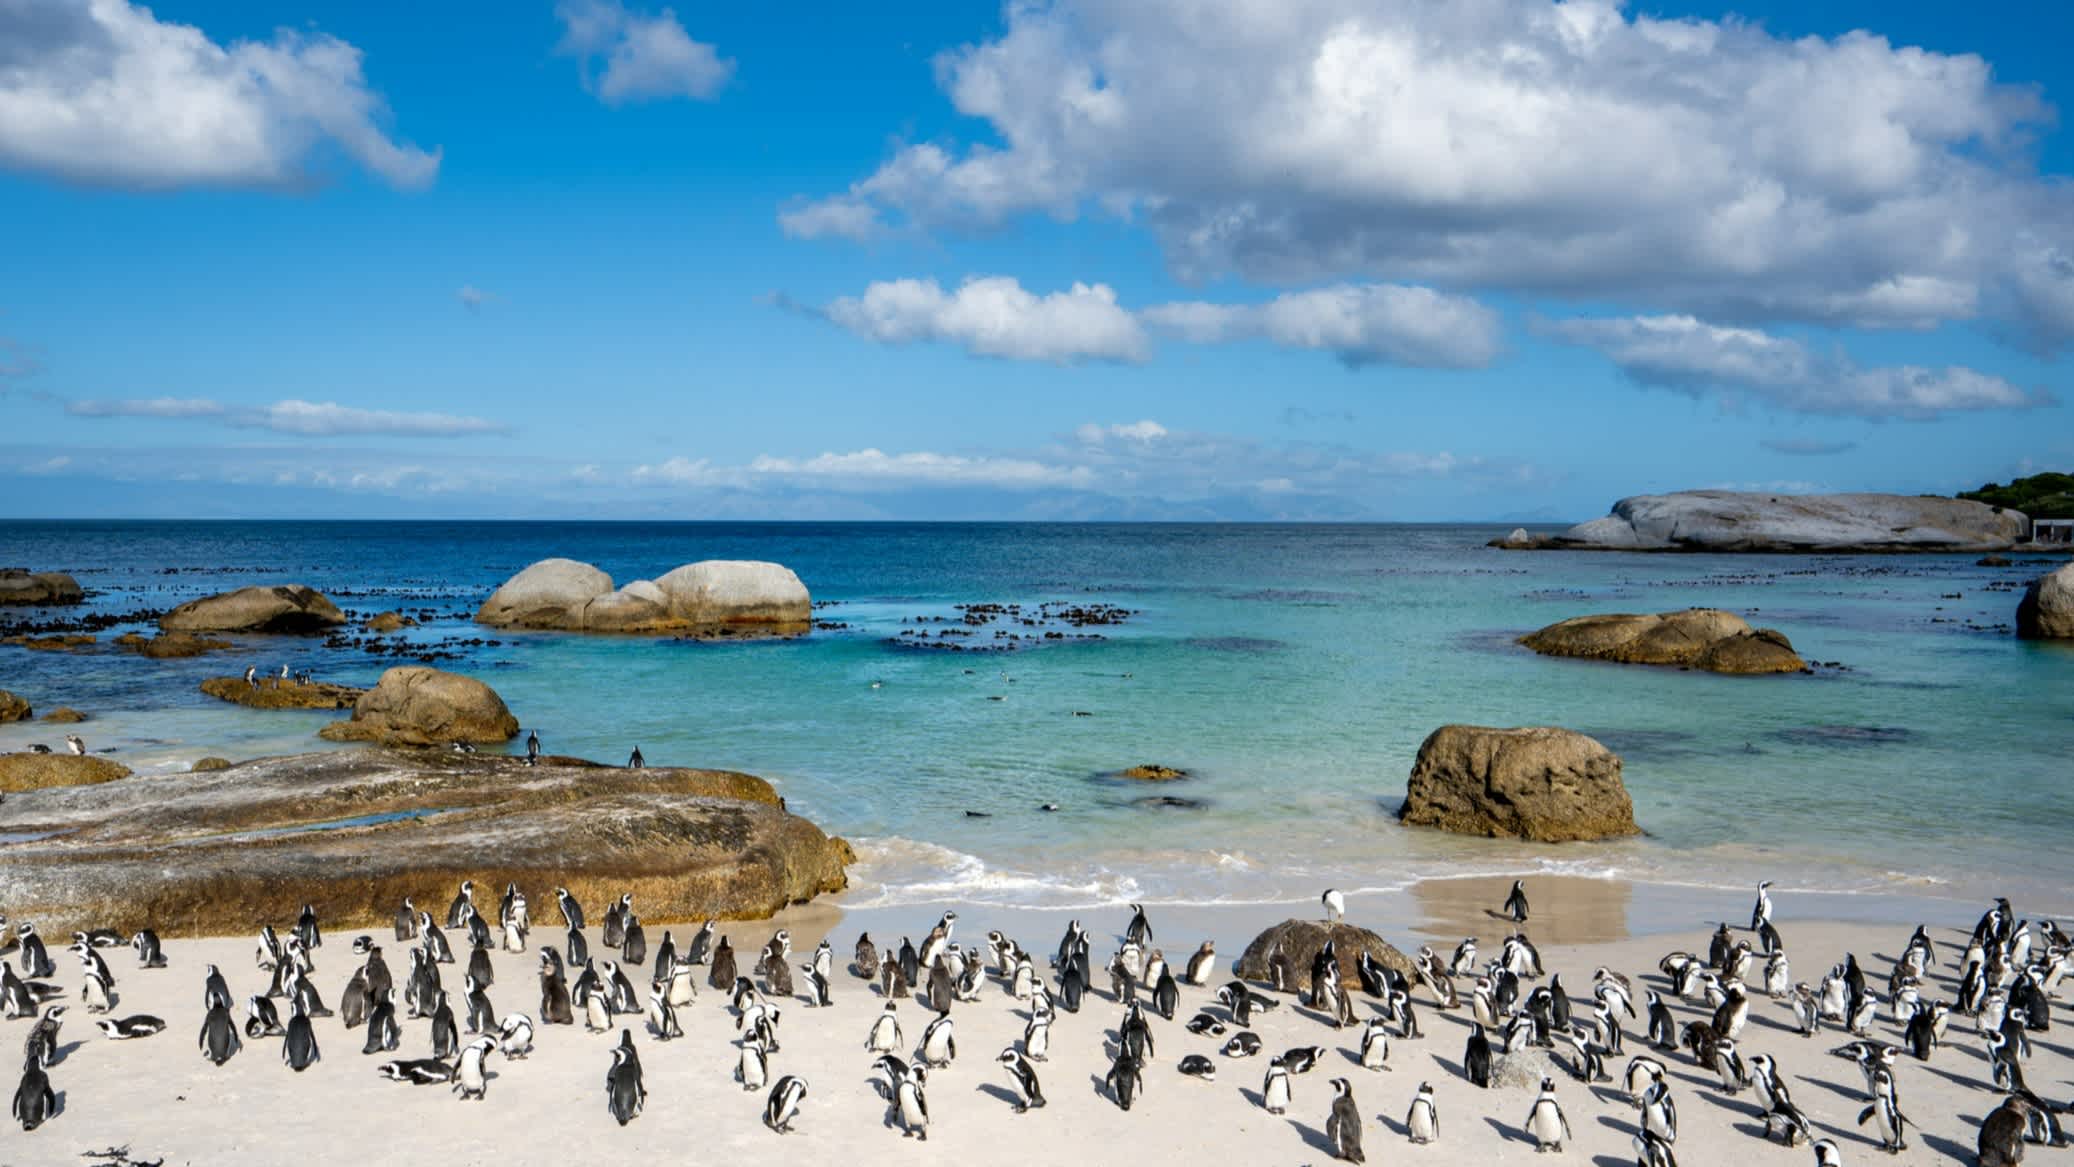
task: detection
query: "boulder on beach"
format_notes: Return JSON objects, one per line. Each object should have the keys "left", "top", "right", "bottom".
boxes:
{"left": 317, "top": 666, "right": 519, "bottom": 745}
{"left": 0, "top": 753, "right": 132, "bottom": 793}
{"left": 1398, "top": 725, "right": 1639, "bottom": 843}
{"left": 160, "top": 584, "right": 346, "bottom": 634}
{"left": 0, "top": 749, "right": 851, "bottom": 935}
{"left": 200, "top": 676, "right": 366, "bottom": 710}
{"left": 191, "top": 757, "right": 234, "bottom": 772}
{"left": 0, "top": 689, "right": 29, "bottom": 723}
{"left": 1521, "top": 609, "right": 1807, "bottom": 674}
{"left": 116, "top": 631, "right": 237, "bottom": 658}
{"left": 1500, "top": 491, "right": 2028, "bottom": 552}
{"left": 39, "top": 708, "right": 88, "bottom": 724}
{"left": 1235, "top": 919, "right": 1415, "bottom": 995}
{"left": 1119, "top": 764, "right": 1188, "bottom": 781}
{"left": 0, "top": 569, "right": 83, "bottom": 605}
{"left": 2017, "top": 562, "right": 2074, "bottom": 640}
{"left": 475, "top": 557, "right": 811, "bottom": 635}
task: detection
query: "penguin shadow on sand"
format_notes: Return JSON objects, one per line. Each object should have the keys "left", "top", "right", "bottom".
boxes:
{"left": 1594, "top": 1112, "right": 1640, "bottom": 1138}
{"left": 1921, "top": 1131, "right": 1979, "bottom": 1162}
{"left": 1590, "top": 1157, "right": 1630, "bottom": 1167}
{"left": 1793, "top": 1072, "right": 1874, "bottom": 1103}
{"left": 975, "top": 1082, "right": 1024, "bottom": 1110}
{"left": 1373, "top": 1111, "right": 1409, "bottom": 1139}
{"left": 1283, "top": 1117, "right": 1337, "bottom": 1156}
{"left": 1586, "top": 1083, "right": 1630, "bottom": 1108}
{"left": 1917, "top": 1060, "right": 1990, "bottom": 1092}
{"left": 1481, "top": 1114, "right": 1535, "bottom": 1147}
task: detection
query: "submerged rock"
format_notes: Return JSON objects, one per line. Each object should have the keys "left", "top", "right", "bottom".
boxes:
{"left": 0, "top": 569, "right": 83, "bottom": 605}
{"left": 39, "top": 708, "right": 88, "bottom": 724}
{"left": 0, "top": 753, "right": 132, "bottom": 793}
{"left": 1520, "top": 609, "right": 1808, "bottom": 674}
{"left": 475, "top": 557, "right": 810, "bottom": 636}
{"left": 0, "top": 689, "right": 29, "bottom": 723}
{"left": 115, "top": 631, "right": 236, "bottom": 658}
{"left": 1506, "top": 491, "right": 2027, "bottom": 552}
{"left": 1235, "top": 919, "right": 1415, "bottom": 995}
{"left": 366, "top": 611, "right": 416, "bottom": 633}
{"left": 1398, "top": 725, "right": 1639, "bottom": 843}
{"left": 1119, "top": 764, "right": 1189, "bottom": 781}
{"left": 0, "top": 750, "right": 850, "bottom": 934}
{"left": 317, "top": 666, "right": 519, "bottom": 745}
{"left": 161, "top": 584, "right": 347, "bottom": 634}
{"left": 2016, "top": 562, "right": 2074, "bottom": 639}
{"left": 2, "top": 634, "right": 95, "bottom": 651}
{"left": 200, "top": 676, "right": 366, "bottom": 710}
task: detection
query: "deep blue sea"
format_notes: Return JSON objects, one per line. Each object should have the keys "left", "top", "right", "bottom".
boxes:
{"left": 2, "top": 521, "right": 2068, "bottom": 912}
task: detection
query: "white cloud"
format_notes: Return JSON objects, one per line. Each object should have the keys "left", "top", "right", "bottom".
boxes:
{"left": 1541, "top": 314, "right": 2047, "bottom": 419}
{"left": 64, "top": 396, "right": 509, "bottom": 436}
{"left": 0, "top": 0, "right": 437, "bottom": 190}
{"left": 786, "top": 0, "right": 2074, "bottom": 347}
{"left": 824, "top": 276, "right": 1150, "bottom": 364}
{"left": 1073, "top": 419, "right": 1167, "bottom": 444}
{"left": 555, "top": 0, "right": 733, "bottom": 105}
{"left": 1146, "top": 284, "right": 1501, "bottom": 368}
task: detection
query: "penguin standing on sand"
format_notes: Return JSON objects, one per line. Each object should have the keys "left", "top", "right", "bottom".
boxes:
{"left": 765, "top": 1074, "right": 808, "bottom": 1133}
{"left": 131, "top": 930, "right": 166, "bottom": 969}
{"left": 1185, "top": 941, "right": 1217, "bottom": 986}
{"left": 1464, "top": 1022, "right": 1493, "bottom": 1088}
{"left": 918, "top": 1010, "right": 956, "bottom": 1068}
{"left": 1022, "top": 1012, "right": 1050, "bottom": 1062}
{"left": 555, "top": 887, "right": 585, "bottom": 931}
{"left": 1524, "top": 1076, "right": 1572, "bottom": 1151}
{"left": 1503, "top": 880, "right": 1530, "bottom": 923}
{"left": 200, "top": 1000, "right": 241, "bottom": 1065}
{"left": 854, "top": 933, "right": 879, "bottom": 981}
{"left": 606, "top": 1042, "right": 645, "bottom": 1125}
{"left": 1261, "top": 1055, "right": 1292, "bottom": 1115}
{"left": 525, "top": 730, "right": 540, "bottom": 762}
{"left": 24, "top": 1006, "right": 64, "bottom": 1069}
{"left": 454, "top": 1036, "right": 494, "bottom": 1100}
{"left": 1857, "top": 1066, "right": 1911, "bottom": 1153}
{"left": 997, "top": 1047, "right": 1046, "bottom": 1112}
{"left": 498, "top": 1014, "right": 533, "bottom": 1059}
{"left": 283, "top": 997, "right": 319, "bottom": 1072}
{"left": 1751, "top": 881, "right": 1774, "bottom": 931}
{"left": 1407, "top": 1081, "right": 1439, "bottom": 1144}
{"left": 627, "top": 746, "right": 644, "bottom": 769}
{"left": 1358, "top": 1018, "right": 1391, "bottom": 1071}
{"left": 11, "top": 1058, "right": 55, "bottom": 1131}
{"left": 1327, "top": 1077, "right": 1364, "bottom": 1162}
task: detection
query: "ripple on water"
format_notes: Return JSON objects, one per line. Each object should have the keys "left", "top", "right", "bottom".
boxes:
{"left": 1182, "top": 636, "right": 1287, "bottom": 654}
{"left": 1770, "top": 725, "right": 1915, "bottom": 748}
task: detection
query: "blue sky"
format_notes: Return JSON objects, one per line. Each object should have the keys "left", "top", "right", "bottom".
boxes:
{"left": 1, "top": 0, "right": 2069, "bottom": 521}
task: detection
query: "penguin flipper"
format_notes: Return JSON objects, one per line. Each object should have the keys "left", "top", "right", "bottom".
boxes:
{"left": 1857, "top": 1105, "right": 1876, "bottom": 1126}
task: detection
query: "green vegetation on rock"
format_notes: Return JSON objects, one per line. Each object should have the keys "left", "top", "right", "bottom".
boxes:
{"left": 1960, "top": 472, "right": 2074, "bottom": 519}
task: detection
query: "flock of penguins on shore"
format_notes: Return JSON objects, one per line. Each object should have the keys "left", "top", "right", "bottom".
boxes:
{"left": 2, "top": 877, "right": 2070, "bottom": 1164}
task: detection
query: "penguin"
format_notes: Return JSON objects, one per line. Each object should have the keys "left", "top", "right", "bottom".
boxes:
{"left": 1407, "top": 1080, "right": 1440, "bottom": 1144}
{"left": 799, "top": 962, "right": 831, "bottom": 1008}
{"left": 429, "top": 990, "right": 459, "bottom": 1058}
{"left": 1322, "top": 888, "right": 1346, "bottom": 924}
{"left": 539, "top": 953, "right": 574, "bottom": 1026}
{"left": 463, "top": 973, "right": 495, "bottom": 1035}
{"left": 420, "top": 915, "right": 453, "bottom": 965}
{"left": 374, "top": 1057, "right": 453, "bottom": 1085}
{"left": 645, "top": 981, "right": 681, "bottom": 1040}
{"left": 1645, "top": 990, "right": 1679, "bottom": 1049}
{"left": 463, "top": 909, "right": 493, "bottom": 956}
{"left": 1639, "top": 1078, "right": 1678, "bottom": 1144}
{"left": 1633, "top": 1129, "right": 1679, "bottom": 1167}
{"left": 64, "top": 734, "right": 84, "bottom": 756}
{"left": 1763, "top": 1099, "right": 1813, "bottom": 1147}
{"left": 1358, "top": 1017, "right": 1392, "bottom": 1071}
{"left": 97, "top": 1014, "right": 165, "bottom": 1039}
{"left": 737, "top": 1034, "right": 769, "bottom": 1092}
{"left": 1856, "top": 1067, "right": 1910, "bottom": 1153}
{"left": 854, "top": 933, "right": 880, "bottom": 981}
{"left": 498, "top": 1013, "right": 533, "bottom": 1059}
{"left": 1126, "top": 902, "right": 1155, "bottom": 945}
{"left": 452, "top": 1035, "right": 494, "bottom": 1100}
{"left": 18, "top": 925, "right": 53, "bottom": 979}
{"left": 680, "top": 919, "right": 713, "bottom": 967}
{"left": 919, "top": 1010, "right": 956, "bottom": 1068}
{"left": 601, "top": 894, "right": 629, "bottom": 949}
{"left": 1261, "top": 1055, "right": 1292, "bottom": 1115}
{"left": 1502, "top": 879, "right": 1530, "bottom": 923}
{"left": 1392, "top": 989, "right": 1422, "bottom": 1039}
{"left": 626, "top": 745, "right": 645, "bottom": 769}
{"left": 246, "top": 993, "right": 283, "bottom": 1038}
{"left": 763, "top": 1073, "right": 808, "bottom": 1134}
{"left": 1108, "top": 1048, "right": 1147, "bottom": 1111}
{"left": 245, "top": 664, "right": 259, "bottom": 687}
{"left": 24, "top": 1006, "right": 64, "bottom": 1069}
{"left": 445, "top": 881, "right": 474, "bottom": 930}
{"left": 1326, "top": 1077, "right": 1365, "bottom": 1162}
{"left": 199, "top": 1001, "right": 241, "bottom": 1065}
{"left": 606, "top": 1042, "right": 645, "bottom": 1125}
{"left": 363, "top": 990, "right": 401, "bottom": 1053}
{"left": 997, "top": 1047, "right": 1045, "bottom": 1111}
{"left": 130, "top": 930, "right": 166, "bottom": 969}
{"left": 81, "top": 970, "right": 113, "bottom": 1015}
{"left": 11, "top": 1059, "right": 55, "bottom": 1131}
{"left": 1464, "top": 1022, "right": 1493, "bottom": 1088}
{"left": 1185, "top": 1011, "right": 1226, "bottom": 1036}
{"left": 582, "top": 985, "right": 611, "bottom": 1033}
{"left": 1280, "top": 1045, "right": 1325, "bottom": 1075}
{"left": 1751, "top": 880, "right": 1774, "bottom": 931}
{"left": 867, "top": 1001, "right": 904, "bottom": 1053}
{"left": 1521, "top": 1076, "right": 1571, "bottom": 1151}
{"left": 1185, "top": 940, "right": 1217, "bottom": 986}
{"left": 283, "top": 997, "right": 319, "bottom": 1072}
{"left": 555, "top": 887, "right": 585, "bottom": 931}
{"left": 1623, "top": 1054, "right": 1666, "bottom": 1103}
{"left": 651, "top": 931, "right": 679, "bottom": 984}
{"left": 894, "top": 1064, "right": 930, "bottom": 1139}
{"left": 1223, "top": 1032, "right": 1263, "bottom": 1058}
{"left": 394, "top": 899, "right": 417, "bottom": 942}
{"left": 710, "top": 936, "right": 737, "bottom": 991}
{"left": 1711, "top": 1037, "right": 1749, "bottom": 1093}
{"left": 1021, "top": 1011, "right": 1050, "bottom": 1062}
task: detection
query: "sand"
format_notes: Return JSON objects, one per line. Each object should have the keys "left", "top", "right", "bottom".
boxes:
{"left": 3, "top": 877, "right": 2046, "bottom": 1165}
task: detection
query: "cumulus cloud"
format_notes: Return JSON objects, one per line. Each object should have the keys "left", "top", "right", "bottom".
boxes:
{"left": 1146, "top": 284, "right": 1501, "bottom": 368}
{"left": 1541, "top": 314, "right": 2047, "bottom": 419}
{"left": 0, "top": 0, "right": 437, "bottom": 190}
{"left": 1073, "top": 419, "right": 1167, "bottom": 444}
{"left": 824, "top": 276, "right": 1150, "bottom": 364}
{"left": 64, "top": 396, "right": 509, "bottom": 437}
{"left": 555, "top": 0, "right": 733, "bottom": 105}
{"left": 786, "top": 0, "right": 2074, "bottom": 347}
{"left": 1761, "top": 438, "right": 1859, "bottom": 456}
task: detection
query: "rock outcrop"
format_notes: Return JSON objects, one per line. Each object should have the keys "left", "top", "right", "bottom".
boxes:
{"left": 476, "top": 557, "right": 810, "bottom": 636}
{"left": 2017, "top": 563, "right": 2074, "bottom": 639}
{"left": 0, "top": 689, "right": 29, "bottom": 723}
{"left": 366, "top": 611, "right": 415, "bottom": 633}
{"left": 0, "top": 753, "right": 132, "bottom": 793}
{"left": 0, "top": 750, "right": 850, "bottom": 935}
{"left": 200, "top": 676, "right": 367, "bottom": 710}
{"left": 0, "top": 569, "right": 83, "bottom": 605}
{"left": 191, "top": 757, "right": 233, "bottom": 772}
{"left": 2, "top": 634, "right": 94, "bottom": 651}
{"left": 1521, "top": 609, "right": 1808, "bottom": 674}
{"left": 39, "top": 708, "right": 87, "bottom": 724}
{"left": 161, "top": 584, "right": 347, "bottom": 634}
{"left": 1119, "top": 764, "right": 1188, "bottom": 781}
{"left": 116, "top": 631, "right": 236, "bottom": 658}
{"left": 1497, "top": 491, "right": 2028, "bottom": 552}
{"left": 316, "top": 666, "right": 518, "bottom": 745}
{"left": 1398, "top": 725, "right": 1639, "bottom": 842}
{"left": 1235, "top": 919, "right": 1414, "bottom": 994}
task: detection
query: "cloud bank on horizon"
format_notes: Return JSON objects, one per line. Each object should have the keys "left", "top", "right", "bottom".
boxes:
{"left": 0, "top": 0, "right": 2067, "bottom": 519}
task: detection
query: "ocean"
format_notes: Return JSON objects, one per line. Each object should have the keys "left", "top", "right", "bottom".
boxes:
{"left": 1, "top": 520, "right": 2067, "bottom": 914}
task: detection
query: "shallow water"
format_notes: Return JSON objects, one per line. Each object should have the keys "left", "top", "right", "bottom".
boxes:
{"left": 1, "top": 520, "right": 2067, "bottom": 913}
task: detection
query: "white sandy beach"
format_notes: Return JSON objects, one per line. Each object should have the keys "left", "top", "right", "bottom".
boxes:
{"left": 3, "top": 876, "right": 2052, "bottom": 1165}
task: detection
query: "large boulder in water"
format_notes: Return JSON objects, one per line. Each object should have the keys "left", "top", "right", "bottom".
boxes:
{"left": 1399, "top": 725, "right": 1639, "bottom": 842}
{"left": 0, "top": 569, "right": 83, "bottom": 605}
{"left": 0, "top": 753, "right": 132, "bottom": 793}
{"left": 2017, "top": 562, "right": 2074, "bottom": 639}
{"left": 201, "top": 676, "right": 366, "bottom": 710}
{"left": 0, "top": 689, "right": 28, "bottom": 723}
{"left": 317, "top": 666, "right": 518, "bottom": 745}
{"left": 476, "top": 557, "right": 810, "bottom": 635}
{"left": 474, "top": 558, "right": 614, "bottom": 629}
{"left": 0, "top": 750, "right": 850, "bottom": 935}
{"left": 160, "top": 584, "right": 346, "bottom": 634}
{"left": 1521, "top": 609, "right": 1807, "bottom": 674}
{"left": 1235, "top": 919, "right": 1415, "bottom": 995}
{"left": 1524, "top": 490, "right": 2026, "bottom": 552}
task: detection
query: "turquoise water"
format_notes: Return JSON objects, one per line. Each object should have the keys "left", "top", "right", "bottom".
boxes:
{"left": 1, "top": 520, "right": 2067, "bottom": 910}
